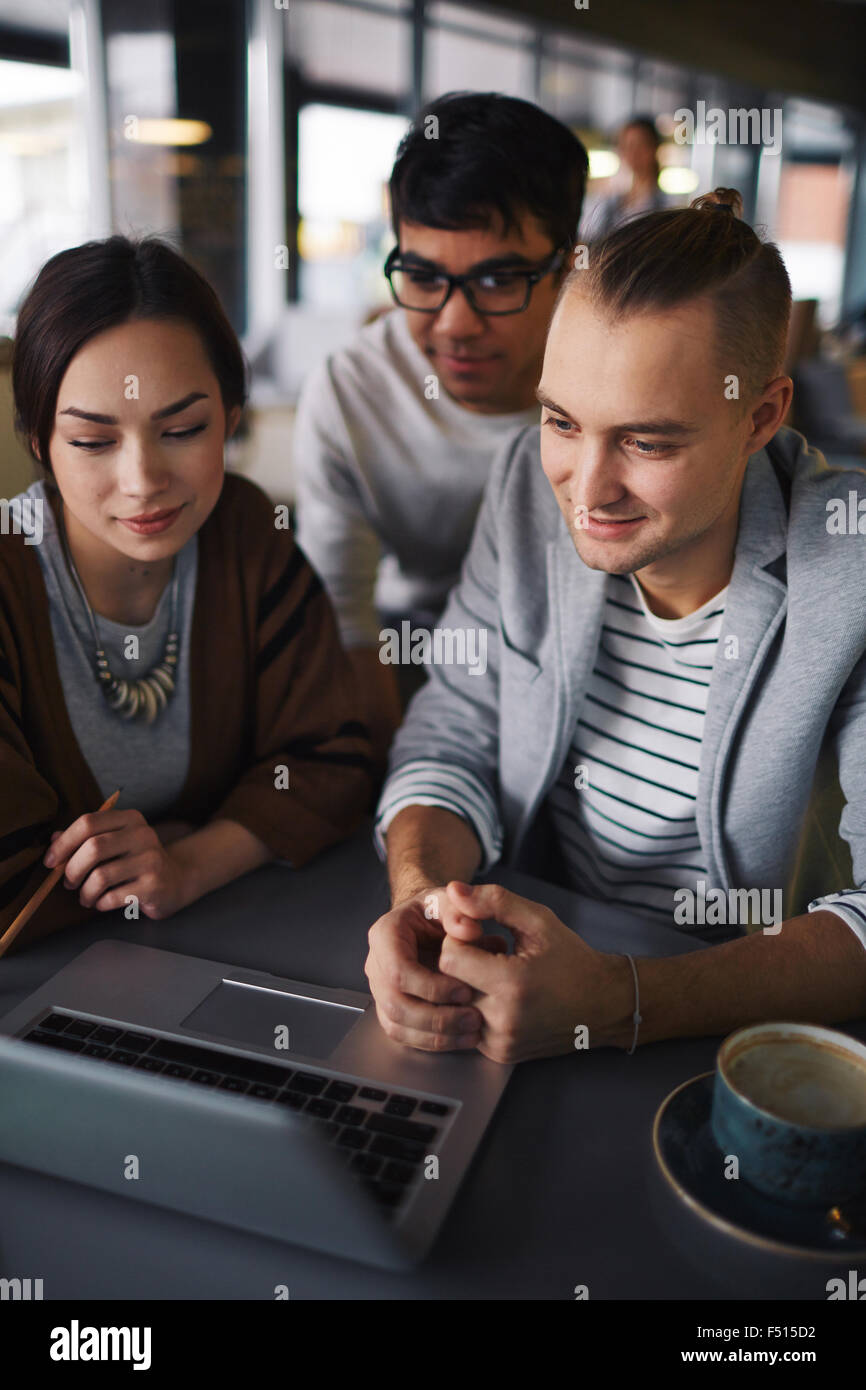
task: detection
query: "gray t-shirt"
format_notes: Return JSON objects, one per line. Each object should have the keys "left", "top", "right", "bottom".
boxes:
{"left": 15, "top": 480, "right": 197, "bottom": 819}
{"left": 294, "top": 308, "right": 538, "bottom": 647}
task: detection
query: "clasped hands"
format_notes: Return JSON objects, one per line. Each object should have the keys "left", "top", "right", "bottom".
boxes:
{"left": 365, "top": 880, "right": 634, "bottom": 1063}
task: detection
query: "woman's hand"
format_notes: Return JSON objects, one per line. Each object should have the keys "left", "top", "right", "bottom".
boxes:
{"left": 44, "top": 807, "right": 189, "bottom": 920}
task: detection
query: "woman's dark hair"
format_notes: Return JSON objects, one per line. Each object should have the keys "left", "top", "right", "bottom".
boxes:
{"left": 559, "top": 188, "right": 791, "bottom": 396}
{"left": 12, "top": 235, "right": 247, "bottom": 473}
{"left": 389, "top": 91, "right": 589, "bottom": 252}
{"left": 621, "top": 115, "right": 662, "bottom": 150}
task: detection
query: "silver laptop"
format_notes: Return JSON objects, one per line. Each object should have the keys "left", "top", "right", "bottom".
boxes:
{"left": 0, "top": 939, "right": 512, "bottom": 1269}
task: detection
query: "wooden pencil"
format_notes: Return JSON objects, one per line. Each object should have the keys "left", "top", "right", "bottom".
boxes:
{"left": 0, "top": 789, "right": 122, "bottom": 959}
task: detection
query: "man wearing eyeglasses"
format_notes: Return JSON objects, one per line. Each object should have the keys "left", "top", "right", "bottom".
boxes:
{"left": 294, "top": 92, "right": 588, "bottom": 763}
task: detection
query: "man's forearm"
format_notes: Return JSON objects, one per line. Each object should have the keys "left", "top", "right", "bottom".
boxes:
{"left": 385, "top": 805, "right": 483, "bottom": 906}
{"left": 621, "top": 910, "right": 866, "bottom": 1048}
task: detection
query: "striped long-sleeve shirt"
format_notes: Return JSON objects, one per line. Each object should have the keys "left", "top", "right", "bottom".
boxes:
{"left": 375, "top": 573, "right": 725, "bottom": 914}
{"left": 546, "top": 573, "right": 723, "bottom": 919}
{"left": 547, "top": 574, "right": 866, "bottom": 939}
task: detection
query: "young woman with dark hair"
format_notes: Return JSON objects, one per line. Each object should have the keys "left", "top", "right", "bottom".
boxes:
{"left": 1, "top": 236, "right": 373, "bottom": 950}
{"left": 584, "top": 114, "right": 668, "bottom": 240}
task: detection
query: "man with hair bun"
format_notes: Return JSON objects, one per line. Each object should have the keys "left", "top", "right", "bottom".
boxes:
{"left": 366, "top": 189, "right": 866, "bottom": 1062}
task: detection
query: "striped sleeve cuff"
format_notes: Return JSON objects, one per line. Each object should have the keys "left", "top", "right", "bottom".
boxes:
{"left": 808, "top": 889, "right": 866, "bottom": 951}
{"left": 374, "top": 759, "right": 503, "bottom": 872}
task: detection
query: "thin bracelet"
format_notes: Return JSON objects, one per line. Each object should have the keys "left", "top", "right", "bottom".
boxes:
{"left": 623, "top": 953, "right": 642, "bottom": 1055}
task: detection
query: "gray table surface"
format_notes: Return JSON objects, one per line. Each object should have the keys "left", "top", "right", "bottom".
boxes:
{"left": 1, "top": 823, "right": 862, "bottom": 1301}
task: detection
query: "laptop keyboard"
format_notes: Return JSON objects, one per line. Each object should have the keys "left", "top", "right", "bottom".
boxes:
{"left": 21, "top": 1011, "right": 455, "bottom": 1217}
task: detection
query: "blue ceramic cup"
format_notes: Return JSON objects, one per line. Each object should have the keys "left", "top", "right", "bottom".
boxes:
{"left": 710, "top": 1022, "right": 866, "bottom": 1206}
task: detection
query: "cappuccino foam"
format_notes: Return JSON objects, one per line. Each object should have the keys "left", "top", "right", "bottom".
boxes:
{"left": 728, "top": 1037, "right": 866, "bottom": 1129}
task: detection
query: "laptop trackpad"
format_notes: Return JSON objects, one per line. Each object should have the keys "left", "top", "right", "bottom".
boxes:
{"left": 180, "top": 979, "right": 364, "bottom": 1059}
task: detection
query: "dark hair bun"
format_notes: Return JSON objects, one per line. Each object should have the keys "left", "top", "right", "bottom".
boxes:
{"left": 690, "top": 187, "right": 744, "bottom": 218}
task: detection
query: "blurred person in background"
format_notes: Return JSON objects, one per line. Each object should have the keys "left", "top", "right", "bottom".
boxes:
{"left": 293, "top": 92, "right": 588, "bottom": 766}
{"left": 584, "top": 115, "right": 668, "bottom": 240}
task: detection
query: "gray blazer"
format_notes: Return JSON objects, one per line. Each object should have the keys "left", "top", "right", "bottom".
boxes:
{"left": 383, "top": 425, "right": 866, "bottom": 920}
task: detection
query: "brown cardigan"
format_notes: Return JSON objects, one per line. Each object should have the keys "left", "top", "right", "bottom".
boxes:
{"left": 0, "top": 472, "right": 375, "bottom": 951}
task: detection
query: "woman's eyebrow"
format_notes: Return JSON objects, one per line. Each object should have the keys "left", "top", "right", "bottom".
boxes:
{"left": 59, "top": 391, "right": 209, "bottom": 425}
{"left": 151, "top": 391, "right": 209, "bottom": 420}
{"left": 58, "top": 406, "right": 117, "bottom": 424}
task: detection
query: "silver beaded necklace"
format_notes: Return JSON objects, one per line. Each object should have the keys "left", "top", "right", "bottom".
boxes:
{"left": 58, "top": 506, "right": 180, "bottom": 724}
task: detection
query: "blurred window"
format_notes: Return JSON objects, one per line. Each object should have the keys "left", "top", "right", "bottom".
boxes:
{"left": 0, "top": 56, "right": 87, "bottom": 334}
{"left": 775, "top": 163, "right": 853, "bottom": 327}
{"left": 297, "top": 104, "right": 408, "bottom": 313}
{"left": 424, "top": 2, "right": 535, "bottom": 103}
{"left": 428, "top": 3, "right": 531, "bottom": 43}
{"left": 103, "top": 31, "right": 180, "bottom": 242}
{"left": 759, "top": 100, "right": 855, "bottom": 327}
{"left": 287, "top": 0, "right": 409, "bottom": 98}
{"left": 287, "top": 0, "right": 411, "bottom": 316}
{"left": 632, "top": 59, "right": 690, "bottom": 130}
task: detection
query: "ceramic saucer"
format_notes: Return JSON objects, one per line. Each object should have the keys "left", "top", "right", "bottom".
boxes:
{"left": 653, "top": 1072, "right": 866, "bottom": 1259}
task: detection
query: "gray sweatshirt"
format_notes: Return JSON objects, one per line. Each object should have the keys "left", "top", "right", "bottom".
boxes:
{"left": 293, "top": 308, "right": 538, "bottom": 647}
{"left": 15, "top": 480, "right": 197, "bottom": 819}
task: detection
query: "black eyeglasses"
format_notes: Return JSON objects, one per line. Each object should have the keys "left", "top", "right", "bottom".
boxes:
{"left": 383, "top": 246, "right": 566, "bottom": 316}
